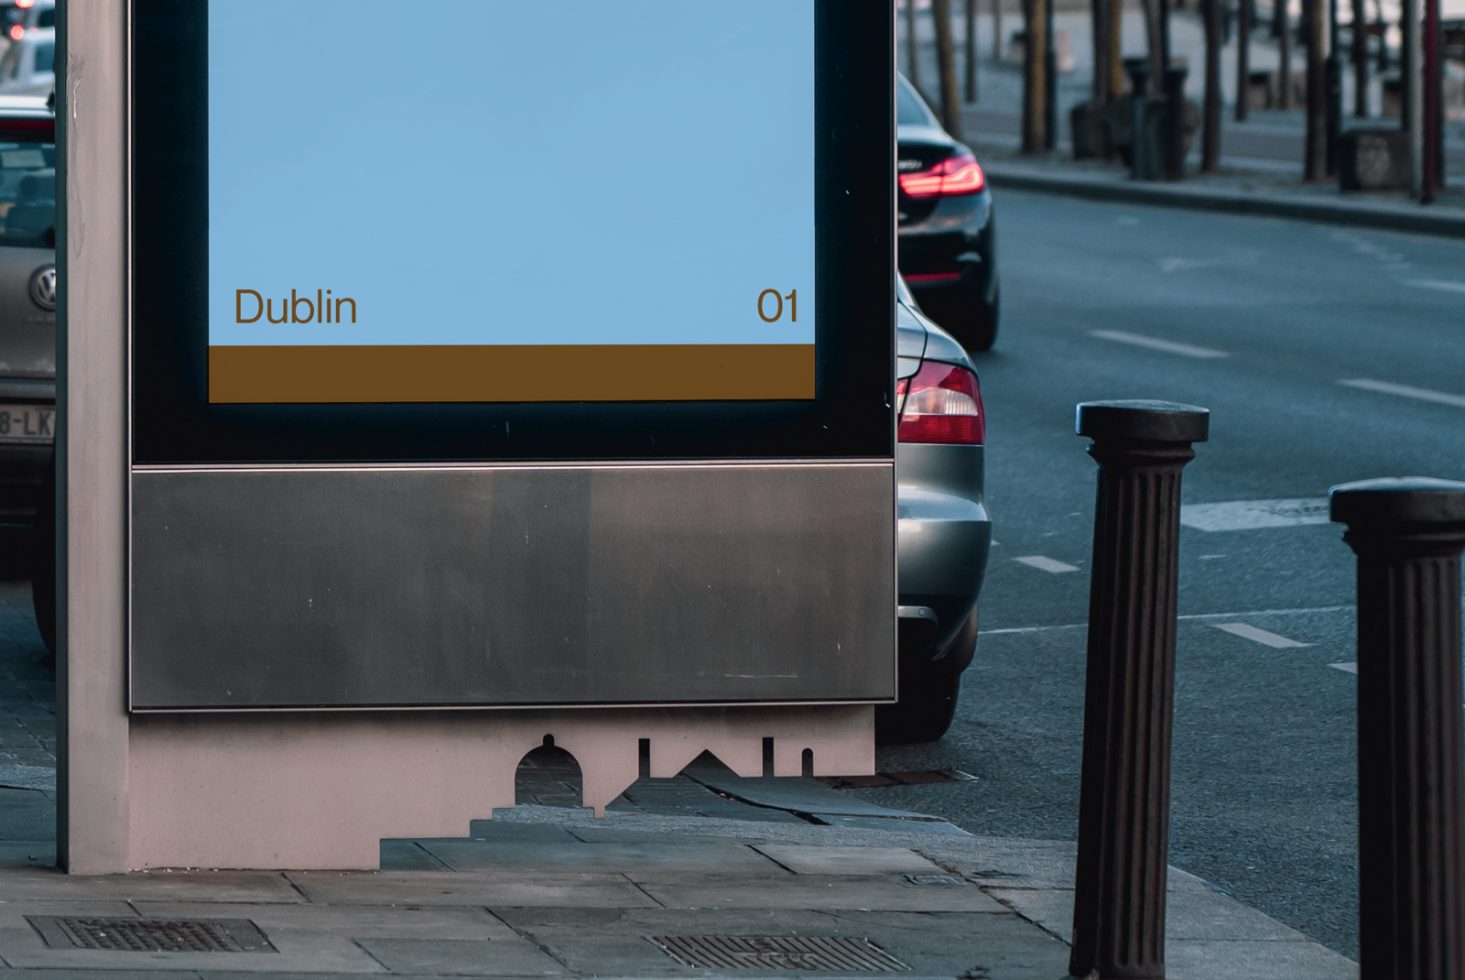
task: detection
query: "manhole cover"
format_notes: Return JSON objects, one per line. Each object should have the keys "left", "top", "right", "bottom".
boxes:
{"left": 649, "top": 935, "right": 906, "bottom": 972}
{"left": 27, "top": 917, "right": 276, "bottom": 954}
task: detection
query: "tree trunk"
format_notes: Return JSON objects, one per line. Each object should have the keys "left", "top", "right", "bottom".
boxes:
{"left": 1203, "top": 0, "right": 1222, "bottom": 167}
{"left": 1304, "top": 0, "right": 1326, "bottom": 179}
{"left": 933, "top": 0, "right": 965, "bottom": 137}
{"left": 907, "top": 0, "right": 922, "bottom": 89}
{"left": 1236, "top": 0, "right": 1251, "bottom": 119}
{"left": 1143, "top": 0, "right": 1166, "bottom": 86}
{"left": 1352, "top": 0, "right": 1368, "bottom": 113}
{"left": 1023, "top": 0, "right": 1048, "bottom": 151}
{"left": 966, "top": 0, "right": 979, "bottom": 101}
{"left": 1278, "top": 0, "right": 1292, "bottom": 108}
{"left": 1109, "top": 0, "right": 1126, "bottom": 96}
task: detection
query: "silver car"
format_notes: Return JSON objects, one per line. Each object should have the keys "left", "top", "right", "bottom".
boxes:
{"left": 880, "top": 277, "right": 992, "bottom": 742}
{"left": 0, "top": 94, "right": 54, "bottom": 520}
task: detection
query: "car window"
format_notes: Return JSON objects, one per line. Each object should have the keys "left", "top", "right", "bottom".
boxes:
{"left": 33, "top": 40, "right": 53, "bottom": 73}
{"left": 35, "top": 8, "right": 54, "bottom": 28}
{"left": 0, "top": 140, "right": 54, "bottom": 247}
{"left": 897, "top": 79, "right": 935, "bottom": 126}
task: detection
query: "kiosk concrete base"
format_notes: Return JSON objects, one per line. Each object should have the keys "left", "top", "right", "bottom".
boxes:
{"left": 125, "top": 706, "right": 873, "bottom": 870}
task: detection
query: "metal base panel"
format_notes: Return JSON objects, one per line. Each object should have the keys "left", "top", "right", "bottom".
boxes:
{"left": 130, "top": 463, "right": 895, "bottom": 710}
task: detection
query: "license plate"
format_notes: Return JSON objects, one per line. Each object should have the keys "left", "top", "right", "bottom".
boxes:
{"left": 0, "top": 404, "right": 54, "bottom": 443}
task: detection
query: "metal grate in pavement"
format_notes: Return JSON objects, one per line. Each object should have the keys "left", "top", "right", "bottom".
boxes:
{"left": 27, "top": 916, "right": 277, "bottom": 954}
{"left": 648, "top": 934, "right": 906, "bottom": 972}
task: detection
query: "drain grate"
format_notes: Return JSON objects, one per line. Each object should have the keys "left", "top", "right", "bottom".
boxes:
{"left": 27, "top": 916, "right": 276, "bottom": 954}
{"left": 818, "top": 768, "right": 977, "bottom": 789}
{"left": 649, "top": 935, "right": 906, "bottom": 972}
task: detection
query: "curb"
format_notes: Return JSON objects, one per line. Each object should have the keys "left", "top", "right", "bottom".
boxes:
{"left": 985, "top": 164, "right": 1465, "bottom": 238}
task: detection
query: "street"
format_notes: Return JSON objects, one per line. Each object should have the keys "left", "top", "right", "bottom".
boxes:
{"left": 863, "top": 188, "right": 1465, "bottom": 960}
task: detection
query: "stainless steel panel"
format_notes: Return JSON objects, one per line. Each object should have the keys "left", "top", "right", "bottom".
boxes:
{"left": 130, "top": 463, "right": 895, "bottom": 710}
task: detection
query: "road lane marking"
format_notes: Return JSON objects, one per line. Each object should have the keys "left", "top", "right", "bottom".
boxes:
{"left": 1014, "top": 555, "right": 1080, "bottom": 574}
{"left": 1329, "top": 662, "right": 1357, "bottom": 674}
{"left": 1213, "top": 623, "right": 1312, "bottom": 648}
{"left": 1402, "top": 279, "right": 1465, "bottom": 295}
{"left": 980, "top": 604, "right": 1354, "bottom": 636}
{"left": 1338, "top": 378, "right": 1465, "bottom": 410}
{"left": 1181, "top": 498, "right": 1331, "bottom": 531}
{"left": 1091, "top": 330, "right": 1229, "bottom": 359}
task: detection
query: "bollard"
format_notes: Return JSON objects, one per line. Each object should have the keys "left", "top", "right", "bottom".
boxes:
{"left": 1125, "top": 58, "right": 1152, "bottom": 180}
{"left": 1163, "top": 65, "right": 1189, "bottom": 180}
{"left": 1330, "top": 478, "right": 1465, "bottom": 980}
{"left": 1070, "top": 401, "right": 1209, "bottom": 980}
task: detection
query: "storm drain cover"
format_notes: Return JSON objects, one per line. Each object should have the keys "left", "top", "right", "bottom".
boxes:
{"left": 649, "top": 935, "right": 906, "bottom": 972}
{"left": 27, "top": 916, "right": 276, "bottom": 954}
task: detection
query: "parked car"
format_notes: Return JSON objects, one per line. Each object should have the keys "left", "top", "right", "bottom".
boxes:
{"left": 0, "top": 26, "right": 53, "bottom": 96}
{"left": 880, "top": 276, "right": 991, "bottom": 743}
{"left": 0, "top": 94, "right": 54, "bottom": 649}
{"left": 896, "top": 73, "right": 1000, "bottom": 353}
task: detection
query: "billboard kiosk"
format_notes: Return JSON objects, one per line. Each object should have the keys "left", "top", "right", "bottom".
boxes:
{"left": 59, "top": 0, "right": 895, "bottom": 871}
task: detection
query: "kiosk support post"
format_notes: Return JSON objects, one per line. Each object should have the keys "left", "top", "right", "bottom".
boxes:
{"left": 57, "top": 0, "right": 132, "bottom": 874}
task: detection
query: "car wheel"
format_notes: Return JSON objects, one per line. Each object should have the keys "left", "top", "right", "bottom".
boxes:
{"left": 876, "top": 669, "right": 961, "bottom": 744}
{"left": 30, "top": 460, "right": 55, "bottom": 656}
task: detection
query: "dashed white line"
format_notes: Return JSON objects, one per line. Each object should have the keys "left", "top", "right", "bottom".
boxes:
{"left": 980, "top": 604, "right": 1353, "bottom": 636}
{"left": 1181, "top": 498, "right": 1331, "bottom": 531}
{"left": 1013, "top": 555, "right": 1080, "bottom": 574}
{"left": 1338, "top": 378, "right": 1465, "bottom": 410}
{"left": 1329, "top": 662, "right": 1358, "bottom": 675}
{"left": 1091, "top": 330, "right": 1229, "bottom": 360}
{"left": 1402, "top": 279, "right": 1465, "bottom": 295}
{"left": 1213, "top": 623, "right": 1312, "bottom": 649}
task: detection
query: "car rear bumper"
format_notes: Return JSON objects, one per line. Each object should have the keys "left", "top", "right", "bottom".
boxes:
{"left": 896, "top": 442, "right": 991, "bottom": 672}
{"left": 0, "top": 441, "right": 52, "bottom": 523}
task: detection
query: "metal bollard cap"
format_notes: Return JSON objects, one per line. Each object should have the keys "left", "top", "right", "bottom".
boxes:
{"left": 1329, "top": 477, "right": 1465, "bottom": 527}
{"left": 1076, "top": 400, "right": 1210, "bottom": 444}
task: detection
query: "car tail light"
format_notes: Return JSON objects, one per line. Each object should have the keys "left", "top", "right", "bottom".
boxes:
{"left": 7, "top": 23, "right": 22, "bottom": 41}
{"left": 898, "top": 153, "right": 986, "bottom": 199}
{"left": 896, "top": 362, "right": 985, "bottom": 445}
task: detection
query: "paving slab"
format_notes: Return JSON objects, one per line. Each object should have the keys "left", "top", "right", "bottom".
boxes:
{"left": 630, "top": 872, "right": 1007, "bottom": 912}
{"left": 687, "top": 770, "right": 944, "bottom": 823}
{"left": 353, "top": 938, "right": 566, "bottom": 977}
{"left": 1167, "top": 938, "right": 1361, "bottom": 979}
{"left": 986, "top": 880, "right": 1307, "bottom": 945}
{"left": 379, "top": 841, "right": 450, "bottom": 872}
{"left": 750, "top": 843, "right": 944, "bottom": 876}
{"left": 73, "top": 902, "right": 512, "bottom": 976}
{"left": 0, "top": 869, "right": 303, "bottom": 904}
{"left": 416, "top": 839, "right": 780, "bottom": 875}
{"left": 287, "top": 871, "right": 659, "bottom": 910}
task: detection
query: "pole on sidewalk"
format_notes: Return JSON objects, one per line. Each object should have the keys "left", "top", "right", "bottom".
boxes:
{"left": 1330, "top": 478, "right": 1465, "bottom": 980}
{"left": 1069, "top": 400, "right": 1209, "bottom": 980}
{"left": 1163, "top": 64, "right": 1188, "bottom": 179}
{"left": 1127, "top": 57, "right": 1153, "bottom": 177}
{"left": 1044, "top": 0, "right": 1058, "bottom": 150}
{"left": 966, "top": 0, "right": 979, "bottom": 102}
{"left": 1236, "top": 0, "right": 1252, "bottom": 120}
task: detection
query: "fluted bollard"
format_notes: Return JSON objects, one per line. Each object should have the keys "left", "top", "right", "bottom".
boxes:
{"left": 1330, "top": 478, "right": 1465, "bottom": 980}
{"left": 1070, "top": 400, "right": 1209, "bottom": 980}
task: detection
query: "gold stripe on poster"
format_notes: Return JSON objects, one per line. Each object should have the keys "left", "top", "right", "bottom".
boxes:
{"left": 208, "top": 344, "right": 816, "bottom": 404}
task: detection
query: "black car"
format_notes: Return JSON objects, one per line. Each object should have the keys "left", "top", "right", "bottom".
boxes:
{"left": 896, "top": 74, "right": 999, "bottom": 353}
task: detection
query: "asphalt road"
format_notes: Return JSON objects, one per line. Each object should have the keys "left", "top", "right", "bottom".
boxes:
{"left": 862, "top": 190, "right": 1465, "bottom": 960}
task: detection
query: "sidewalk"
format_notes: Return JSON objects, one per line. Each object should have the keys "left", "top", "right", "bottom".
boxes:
{"left": 0, "top": 580, "right": 1357, "bottom": 979}
{"left": 904, "top": 5, "right": 1465, "bottom": 235}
